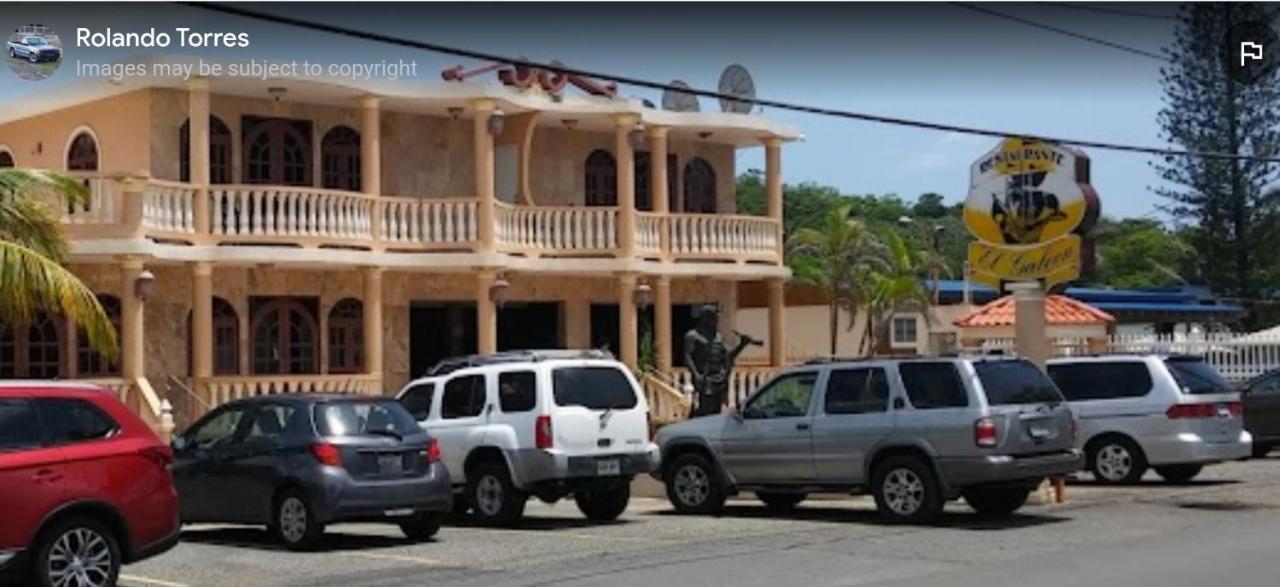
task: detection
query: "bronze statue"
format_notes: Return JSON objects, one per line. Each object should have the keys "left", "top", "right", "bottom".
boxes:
{"left": 684, "top": 304, "right": 762, "bottom": 418}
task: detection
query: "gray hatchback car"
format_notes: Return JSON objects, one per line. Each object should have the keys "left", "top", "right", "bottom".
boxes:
{"left": 656, "top": 356, "right": 1083, "bottom": 523}
{"left": 172, "top": 394, "right": 452, "bottom": 549}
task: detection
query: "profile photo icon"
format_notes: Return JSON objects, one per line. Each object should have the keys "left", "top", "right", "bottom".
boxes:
{"left": 7, "top": 24, "right": 62, "bottom": 81}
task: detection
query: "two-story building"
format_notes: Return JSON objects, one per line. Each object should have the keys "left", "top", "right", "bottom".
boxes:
{"left": 0, "top": 58, "right": 798, "bottom": 424}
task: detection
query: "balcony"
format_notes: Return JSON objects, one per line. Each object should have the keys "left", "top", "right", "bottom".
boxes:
{"left": 61, "top": 176, "right": 783, "bottom": 267}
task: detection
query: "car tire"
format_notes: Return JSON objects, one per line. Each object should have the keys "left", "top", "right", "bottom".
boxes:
{"left": 33, "top": 516, "right": 121, "bottom": 587}
{"left": 1154, "top": 464, "right": 1203, "bottom": 484}
{"left": 1088, "top": 436, "right": 1147, "bottom": 485}
{"left": 28, "top": 52, "right": 37, "bottom": 63}
{"left": 468, "top": 461, "right": 527, "bottom": 527}
{"left": 273, "top": 489, "right": 324, "bottom": 550}
{"left": 574, "top": 483, "right": 631, "bottom": 521}
{"left": 1252, "top": 442, "right": 1272, "bottom": 459}
{"left": 665, "top": 453, "right": 727, "bottom": 515}
{"left": 872, "top": 455, "right": 944, "bottom": 524}
{"left": 962, "top": 487, "right": 1031, "bottom": 518}
{"left": 8, "top": 48, "right": 15, "bottom": 58}
{"left": 755, "top": 491, "right": 806, "bottom": 511}
{"left": 399, "top": 512, "right": 444, "bottom": 541}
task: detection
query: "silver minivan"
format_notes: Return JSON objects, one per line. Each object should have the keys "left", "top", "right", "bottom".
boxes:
{"left": 1047, "top": 355, "right": 1251, "bottom": 484}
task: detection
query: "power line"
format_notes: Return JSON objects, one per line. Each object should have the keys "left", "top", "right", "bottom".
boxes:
{"left": 184, "top": 2, "right": 1280, "bottom": 164}
{"left": 1043, "top": 2, "right": 1177, "bottom": 21}
{"left": 951, "top": 2, "right": 1170, "bottom": 62}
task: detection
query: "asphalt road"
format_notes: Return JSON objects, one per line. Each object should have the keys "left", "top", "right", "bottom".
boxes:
{"left": 97, "top": 457, "right": 1280, "bottom": 586}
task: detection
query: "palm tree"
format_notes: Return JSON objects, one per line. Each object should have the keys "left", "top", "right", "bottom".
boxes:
{"left": 1, "top": 169, "right": 117, "bottom": 360}
{"left": 862, "top": 229, "right": 929, "bottom": 354}
{"left": 787, "top": 204, "right": 885, "bottom": 356}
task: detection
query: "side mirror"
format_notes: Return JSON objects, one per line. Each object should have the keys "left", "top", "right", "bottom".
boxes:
{"left": 171, "top": 436, "right": 189, "bottom": 452}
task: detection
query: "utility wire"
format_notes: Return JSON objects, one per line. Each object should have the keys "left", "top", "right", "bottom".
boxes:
{"left": 952, "top": 2, "right": 1168, "bottom": 62}
{"left": 1043, "top": 2, "right": 1177, "bottom": 21}
{"left": 185, "top": 2, "right": 1280, "bottom": 164}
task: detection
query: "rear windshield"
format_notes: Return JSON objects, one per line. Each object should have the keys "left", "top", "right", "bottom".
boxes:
{"left": 974, "top": 360, "right": 1064, "bottom": 406}
{"left": 315, "top": 399, "right": 420, "bottom": 438}
{"left": 552, "top": 366, "right": 638, "bottom": 410}
{"left": 1165, "top": 359, "right": 1235, "bottom": 395}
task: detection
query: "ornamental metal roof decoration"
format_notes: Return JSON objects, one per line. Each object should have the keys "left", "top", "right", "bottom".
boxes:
{"left": 441, "top": 59, "right": 618, "bottom": 98}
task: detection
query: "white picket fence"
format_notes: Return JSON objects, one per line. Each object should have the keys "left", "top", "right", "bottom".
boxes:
{"left": 980, "top": 331, "right": 1280, "bottom": 383}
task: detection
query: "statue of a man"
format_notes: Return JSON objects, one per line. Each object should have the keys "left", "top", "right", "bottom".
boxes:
{"left": 684, "top": 304, "right": 762, "bottom": 418}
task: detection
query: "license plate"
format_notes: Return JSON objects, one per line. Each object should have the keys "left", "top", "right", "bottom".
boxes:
{"left": 596, "top": 459, "right": 621, "bottom": 476}
{"left": 377, "top": 454, "right": 401, "bottom": 473}
{"left": 1216, "top": 405, "right": 1232, "bottom": 418}
{"left": 383, "top": 508, "right": 413, "bottom": 517}
{"left": 1029, "top": 424, "right": 1051, "bottom": 440}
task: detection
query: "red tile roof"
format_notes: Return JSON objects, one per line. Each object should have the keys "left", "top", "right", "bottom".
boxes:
{"left": 954, "top": 294, "right": 1116, "bottom": 328}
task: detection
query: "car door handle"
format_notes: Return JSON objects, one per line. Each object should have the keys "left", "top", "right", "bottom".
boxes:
{"left": 796, "top": 422, "right": 811, "bottom": 430}
{"left": 33, "top": 469, "right": 63, "bottom": 483}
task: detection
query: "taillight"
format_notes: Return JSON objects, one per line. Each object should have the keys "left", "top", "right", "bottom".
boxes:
{"left": 1166, "top": 403, "right": 1231, "bottom": 419}
{"left": 1227, "top": 402, "right": 1243, "bottom": 417}
{"left": 139, "top": 445, "right": 173, "bottom": 470}
{"left": 535, "top": 415, "right": 553, "bottom": 449}
{"left": 974, "top": 417, "right": 998, "bottom": 448}
{"left": 309, "top": 442, "right": 343, "bottom": 466}
{"left": 423, "top": 438, "right": 441, "bottom": 463}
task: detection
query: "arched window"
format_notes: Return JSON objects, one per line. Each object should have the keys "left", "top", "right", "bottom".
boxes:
{"left": 327, "top": 298, "right": 364, "bottom": 374}
{"left": 188, "top": 297, "right": 240, "bottom": 376}
{"left": 251, "top": 299, "right": 318, "bottom": 375}
{"left": 242, "top": 117, "right": 312, "bottom": 186}
{"left": 0, "top": 149, "right": 14, "bottom": 168}
{"left": 0, "top": 313, "right": 64, "bottom": 379}
{"left": 180, "top": 116, "right": 232, "bottom": 184}
{"left": 67, "top": 131, "right": 99, "bottom": 172}
{"left": 321, "top": 126, "right": 361, "bottom": 191}
{"left": 77, "top": 295, "right": 121, "bottom": 377}
{"left": 682, "top": 157, "right": 717, "bottom": 213}
{"left": 584, "top": 149, "right": 617, "bottom": 207}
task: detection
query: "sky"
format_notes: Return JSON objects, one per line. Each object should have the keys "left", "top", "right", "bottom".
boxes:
{"left": 0, "top": 2, "right": 1189, "bottom": 220}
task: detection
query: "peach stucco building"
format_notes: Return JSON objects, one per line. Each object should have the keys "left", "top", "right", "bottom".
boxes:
{"left": 0, "top": 58, "right": 799, "bottom": 425}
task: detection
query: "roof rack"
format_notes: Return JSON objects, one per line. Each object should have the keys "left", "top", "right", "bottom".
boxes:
{"left": 426, "top": 349, "right": 614, "bottom": 376}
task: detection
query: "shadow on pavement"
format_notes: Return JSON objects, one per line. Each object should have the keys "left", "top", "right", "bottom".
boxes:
{"left": 1068, "top": 478, "right": 1240, "bottom": 488}
{"left": 444, "top": 513, "right": 632, "bottom": 531}
{"left": 180, "top": 526, "right": 434, "bottom": 552}
{"left": 646, "top": 503, "right": 1069, "bottom": 531}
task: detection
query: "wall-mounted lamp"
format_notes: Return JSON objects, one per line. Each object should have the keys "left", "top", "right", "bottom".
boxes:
{"left": 634, "top": 281, "right": 653, "bottom": 310}
{"left": 489, "top": 274, "right": 510, "bottom": 308}
{"left": 134, "top": 270, "right": 156, "bottom": 302}
{"left": 267, "top": 87, "right": 288, "bottom": 102}
{"left": 561, "top": 118, "right": 579, "bottom": 131}
{"left": 487, "top": 109, "right": 507, "bottom": 136}
{"left": 447, "top": 107, "right": 464, "bottom": 120}
{"left": 698, "top": 131, "right": 713, "bottom": 140}
{"left": 628, "top": 127, "right": 646, "bottom": 151}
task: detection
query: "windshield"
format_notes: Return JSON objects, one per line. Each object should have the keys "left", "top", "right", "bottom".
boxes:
{"left": 314, "top": 399, "right": 420, "bottom": 438}
{"left": 24, "top": 37, "right": 45, "bottom": 45}
{"left": 974, "top": 360, "right": 1064, "bottom": 406}
{"left": 552, "top": 366, "right": 638, "bottom": 410}
{"left": 1165, "top": 358, "right": 1235, "bottom": 395}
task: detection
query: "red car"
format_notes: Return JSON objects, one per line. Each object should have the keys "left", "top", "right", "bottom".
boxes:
{"left": 0, "top": 382, "right": 180, "bottom": 587}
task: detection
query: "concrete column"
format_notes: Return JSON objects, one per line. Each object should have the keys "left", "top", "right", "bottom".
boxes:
{"left": 767, "top": 277, "right": 787, "bottom": 366}
{"left": 565, "top": 299, "right": 591, "bottom": 349}
{"left": 192, "top": 262, "right": 213, "bottom": 378}
{"left": 473, "top": 100, "right": 498, "bottom": 253}
{"left": 119, "top": 175, "right": 148, "bottom": 239}
{"left": 614, "top": 115, "right": 639, "bottom": 258}
{"left": 188, "top": 79, "right": 211, "bottom": 238}
{"left": 361, "top": 96, "right": 383, "bottom": 244}
{"left": 363, "top": 267, "right": 384, "bottom": 377}
{"left": 648, "top": 126, "right": 670, "bottom": 259}
{"left": 764, "top": 137, "right": 784, "bottom": 257}
{"left": 654, "top": 275, "right": 672, "bottom": 374}
{"left": 618, "top": 273, "right": 638, "bottom": 368}
{"left": 476, "top": 271, "right": 498, "bottom": 354}
{"left": 1009, "top": 282, "right": 1049, "bottom": 368}
{"left": 119, "top": 258, "right": 146, "bottom": 381}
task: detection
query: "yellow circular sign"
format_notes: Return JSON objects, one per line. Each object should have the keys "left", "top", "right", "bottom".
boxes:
{"left": 964, "top": 138, "right": 1087, "bottom": 246}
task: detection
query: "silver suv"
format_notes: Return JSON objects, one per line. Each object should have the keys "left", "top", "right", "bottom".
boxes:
{"left": 656, "top": 356, "right": 1083, "bottom": 523}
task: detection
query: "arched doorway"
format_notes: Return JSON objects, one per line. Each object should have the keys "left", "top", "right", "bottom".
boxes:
{"left": 77, "top": 295, "right": 121, "bottom": 377}
{"left": 327, "top": 298, "right": 364, "bottom": 374}
{"left": 187, "top": 297, "right": 241, "bottom": 376}
{"left": 584, "top": 149, "right": 617, "bottom": 206}
{"left": 180, "top": 116, "right": 233, "bottom": 184}
{"left": 0, "top": 313, "right": 63, "bottom": 379}
{"left": 321, "top": 126, "right": 361, "bottom": 191}
{"left": 682, "top": 157, "right": 717, "bottom": 213}
{"left": 251, "top": 299, "right": 318, "bottom": 375}
{"left": 66, "top": 131, "right": 99, "bottom": 171}
{"left": 242, "top": 116, "right": 312, "bottom": 186}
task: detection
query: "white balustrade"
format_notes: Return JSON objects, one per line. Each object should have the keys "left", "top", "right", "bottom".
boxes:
{"left": 210, "top": 186, "right": 373, "bottom": 243}
{"left": 670, "top": 213, "right": 779, "bottom": 261}
{"left": 495, "top": 203, "right": 618, "bottom": 253}
{"left": 197, "top": 374, "right": 382, "bottom": 411}
{"left": 381, "top": 197, "right": 477, "bottom": 247}
{"left": 671, "top": 365, "right": 780, "bottom": 409}
{"left": 635, "top": 212, "right": 664, "bottom": 256}
{"left": 142, "top": 180, "right": 196, "bottom": 234}
{"left": 62, "top": 177, "right": 117, "bottom": 225}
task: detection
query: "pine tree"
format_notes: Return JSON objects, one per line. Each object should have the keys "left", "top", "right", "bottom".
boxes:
{"left": 1155, "top": 2, "right": 1280, "bottom": 297}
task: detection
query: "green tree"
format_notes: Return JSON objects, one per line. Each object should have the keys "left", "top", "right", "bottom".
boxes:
{"left": 736, "top": 169, "right": 843, "bottom": 239}
{"left": 1, "top": 170, "right": 117, "bottom": 359}
{"left": 787, "top": 204, "right": 885, "bottom": 356}
{"left": 1156, "top": 2, "right": 1280, "bottom": 297}
{"left": 912, "top": 192, "right": 949, "bottom": 218}
{"left": 1091, "top": 217, "right": 1195, "bottom": 289}
{"left": 863, "top": 230, "right": 929, "bottom": 353}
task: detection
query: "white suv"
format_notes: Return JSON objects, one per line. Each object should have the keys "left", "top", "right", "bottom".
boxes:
{"left": 395, "top": 350, "right": 659, "bottom": 526}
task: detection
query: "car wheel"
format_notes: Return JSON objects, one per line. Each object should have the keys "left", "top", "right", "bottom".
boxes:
{"left": 962, "top": 487, "right": 1031, "bottom": 518}
{"left": 1088, "top": 437, "right": 1147, "bottom": 484}
{"left": 399, "top": 512, "right": 443, "bottom": 541}
{"left": 8, "top": 48, "right": 15, "bottom": 58}
{"left": 1252, "top": 442, "right": 1272, "bottom": 459}
{"left": 28, "top": 52, "right": 37, "bottom": 63}
{"left": 1154, "top": 465, "right": 1203, "bottom": 484}
{"left": 34, "top": 516, "right": 121, "bottom": 587}
{"left": 468, "top": 461, "right": 527, "bottom": 527}
{"left": 574, "top": 482, "right": 631, "bottom": 521}
{"left": 273, "top": 489, "right": 324, "bottom": 550}
{"left": 665, "top": 453, "right": 727, "bottom": 515}
{"left": 755, "top": 491, "right": 806, "bottom": 511}
{"left": 872, "top": 456, "right": 943, "bottom": 524}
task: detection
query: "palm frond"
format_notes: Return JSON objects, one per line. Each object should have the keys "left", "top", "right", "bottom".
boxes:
{"left": 0, "top": 240, "right": 117, "bottom": 360}
{"left": 0, "top": 169, "right": 88, "bottom": 260}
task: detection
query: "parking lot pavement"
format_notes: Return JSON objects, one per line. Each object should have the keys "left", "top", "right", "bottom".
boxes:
{"left": 109, "top": 456, "right": 1280, "bottom": 587}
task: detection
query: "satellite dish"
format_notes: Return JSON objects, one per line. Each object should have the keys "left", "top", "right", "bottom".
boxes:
{"left": 662, "top": 80, "right": 700, "bottom": 112}
{"left": 718, "top": 64, "right": 756, "bottom": 114}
